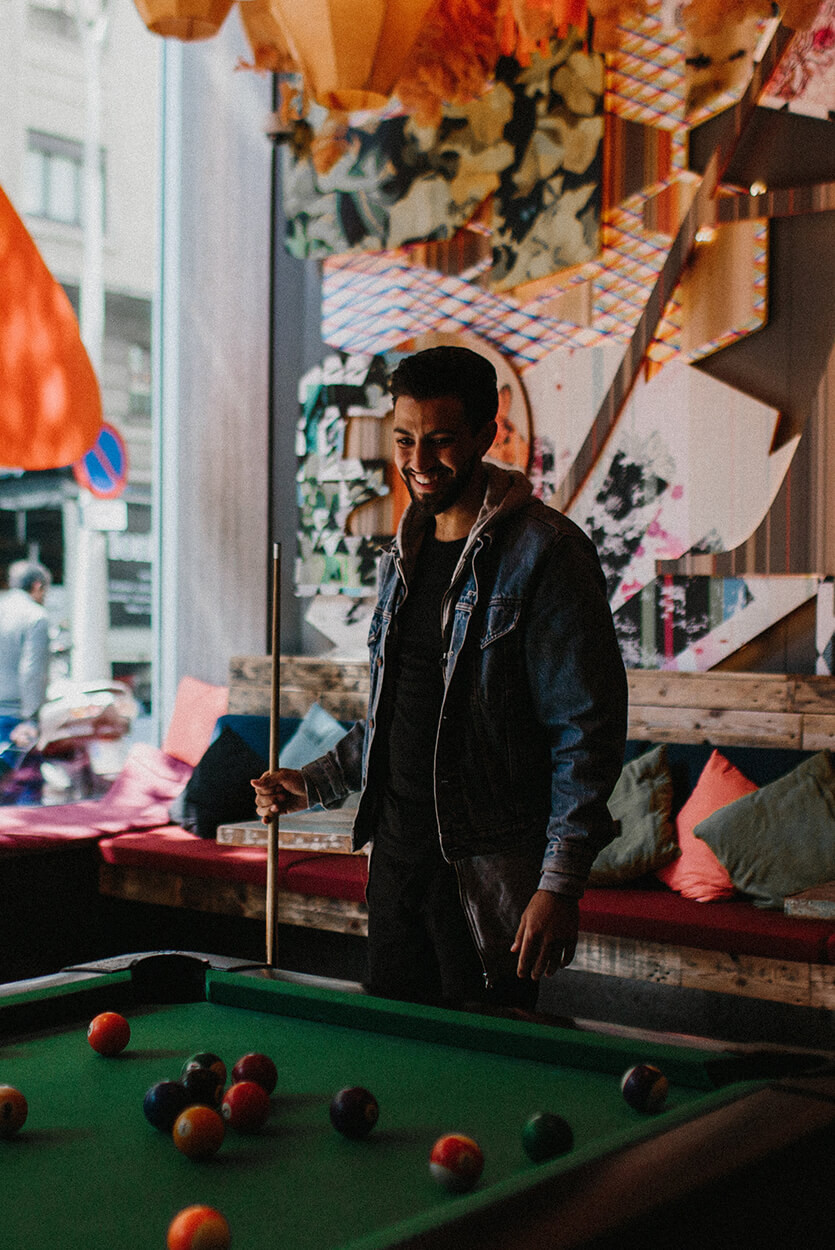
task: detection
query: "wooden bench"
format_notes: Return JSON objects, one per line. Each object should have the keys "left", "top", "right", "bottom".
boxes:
{"left": 98, "top": 658, "right": 835, "bottom": 1012}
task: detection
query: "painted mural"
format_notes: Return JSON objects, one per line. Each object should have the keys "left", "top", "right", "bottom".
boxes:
{"left": 290, "top": 3, "right": 833, "bottom": 671}
{"left": 281, "top": 30, "right": 605, "bottom": 290}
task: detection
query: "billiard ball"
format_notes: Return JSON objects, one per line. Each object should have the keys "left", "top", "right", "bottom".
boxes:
{"left": 329, "top": 1086, "right": 379, "bottom": 1139}
{"left": 231, "top": 1051, "right": 277, "bottom": 1095}
{"left": 181, "top": 1052, "right": 227, "bottom": 1084}
{"left": 181, "top": 1066, "right": 224, "bottom": 1108}
{"left": 172, "top": 1105, "right": 226, "bottom": 1159}
{"left": 222, "top": 1080, "right": 271, "bottom": 1133}
{"left": 521, "top": 1111, "right": 574, "bottom": 1162}
{"left": 87, "top": 1011, "right": 131, "bottom": 1056}
{"left": 621, "top": 1062, "right": 669, "bottom": 1113}
{"left": 429, "top": 1133, "right": 484, "bottom": 1193}
{"left": 0, "top": 1086, "right": 28, "bottom": 1138}
{"left": 167, "top": 1204, "right": 230, "bottom": 1250}
{"left": 143, "top": 1080, "right": 190, "bottom": 1133}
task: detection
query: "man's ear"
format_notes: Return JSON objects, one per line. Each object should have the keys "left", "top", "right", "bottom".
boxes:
{"left": 477, "top": 419, "right": 498, "bottom": 458}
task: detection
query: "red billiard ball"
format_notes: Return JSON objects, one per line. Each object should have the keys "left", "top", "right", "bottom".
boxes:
{"left": 231, "top": 1051, "right": 277, "bottom": 1094}
{"left": 87, "top": 1011, "right": 131, "bottom": 1056}
{"left": 329, "top": 1086, "right": 379, "bottom": 1139}
{"left": 222, "top": 1080, "right": 271, "bottom": 1133}
{"left": 167, "top": 1204, "right": 230, "bottom": 1250}
{"left": 621, "top": 1063, "right": 669, "bottom": 1113}
{"left": 429, "top": 1133, "right": 484, "bottom": 1193}
{"left": 172, "top": 1105, "right": 226, "bottom": 1159}
{"left": 0, "top": 1086, "right": 28, "bottom": 1138}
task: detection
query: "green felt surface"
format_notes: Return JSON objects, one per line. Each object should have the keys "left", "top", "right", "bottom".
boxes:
{"left": 1, "top": 972, "right": 759, "bottom": 1250}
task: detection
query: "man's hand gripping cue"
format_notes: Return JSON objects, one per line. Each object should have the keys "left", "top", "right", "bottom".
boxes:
{"left": 251, "top": 769, "right": 309, "bottom": 823}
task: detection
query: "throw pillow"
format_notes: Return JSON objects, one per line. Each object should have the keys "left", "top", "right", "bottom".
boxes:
{"left": 656, "top": 749, "right": 755, "bottom": 902}
{"left": 162, "top": 677, "right": 229, "bottom": 767}
{"left": 279, "top": 702, "right": 348, "bottom": 769}
{"left": 694, "top": 749, "right": 835, "bottom": 909}
{"left": 181, "top": 725, "right": 268, "bottom": 839}
{"left": 589, "top": 744, "right": 678, "bottom": 884}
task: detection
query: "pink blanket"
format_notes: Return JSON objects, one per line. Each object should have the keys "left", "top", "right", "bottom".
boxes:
{"left": 0, "top": 744, "right": 192, "bottom": 853}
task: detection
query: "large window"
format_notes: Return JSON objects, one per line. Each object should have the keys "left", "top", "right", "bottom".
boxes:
{"left": 23, "top": 131, "right": 106, "bottom": 227}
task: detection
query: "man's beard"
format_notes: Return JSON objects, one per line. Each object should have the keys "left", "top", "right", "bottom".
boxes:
{"left": 403, "top": 452, "right": 481, "bottom": 517}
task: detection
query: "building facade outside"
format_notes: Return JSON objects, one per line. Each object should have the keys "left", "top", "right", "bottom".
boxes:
{"left": 0, "top": 0, "right": 160, "bottom": 706}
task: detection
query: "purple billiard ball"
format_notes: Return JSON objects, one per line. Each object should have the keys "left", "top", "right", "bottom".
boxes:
{"left": 143, "top": 1080, "right": 190, "bottom": 1132}
{"left": 329, "top": 1086, "right": 379, "bottom": 1139}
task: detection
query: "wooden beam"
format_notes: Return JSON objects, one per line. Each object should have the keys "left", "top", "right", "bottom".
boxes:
{"left": 626, "top": 705, "right": 802, "bottom": 748}
{"left": 572, "top": 931, "right": 835, "bottom": 1011}
{"left": 98, "top": 863, "right": 369, "bottom": 936}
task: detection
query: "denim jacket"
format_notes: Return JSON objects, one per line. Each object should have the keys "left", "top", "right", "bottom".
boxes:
{"left": 303, "top": 466, "right": 628, "bottom": 974}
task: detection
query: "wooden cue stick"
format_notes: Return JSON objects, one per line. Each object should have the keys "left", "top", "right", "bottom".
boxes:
{"left": 266, "top": 541, "right": 281, "bottom": 968}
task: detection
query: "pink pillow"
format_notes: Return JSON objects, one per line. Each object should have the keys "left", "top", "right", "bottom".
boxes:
{"left": 656, "top": 749, "right": 757, "bottom": 902}
{"left": 162, "top": 676, "right": 229, "bottom": 766}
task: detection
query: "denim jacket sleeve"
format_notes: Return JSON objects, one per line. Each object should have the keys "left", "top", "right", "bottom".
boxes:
{"left": 300, "top": 721, "right": 365, "bottom": 809}
{"left": 526, "top": 531, "right": 628, "bottom": 898}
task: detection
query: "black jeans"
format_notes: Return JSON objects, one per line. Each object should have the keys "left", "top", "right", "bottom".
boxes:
{"left": 365, "top": 843, "right": 539, "bottom": 1012}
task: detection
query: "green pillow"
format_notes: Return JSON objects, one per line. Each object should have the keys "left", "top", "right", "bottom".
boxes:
{"left": 693, "top": 750, "right": 835, "bottom": 909}
{"left": 589, "top": 745, "right": 678, "bottom": 885}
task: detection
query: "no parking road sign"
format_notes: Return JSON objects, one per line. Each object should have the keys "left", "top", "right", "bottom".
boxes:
{"left": 73, "top": 423, "right": 129, "bottom": 499}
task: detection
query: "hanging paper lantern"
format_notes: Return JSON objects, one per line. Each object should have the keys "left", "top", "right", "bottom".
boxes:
{"left": 236, "top": 0, "right": 297, "bottom": 72}
{"left": 0, "top": 186, "right": 103, "bottom": 471}
{"left": 269, "top": 0, "right": 440, "bottom": 111}
{"left": 132, "top": 0, "right": 234, "bottom": 40}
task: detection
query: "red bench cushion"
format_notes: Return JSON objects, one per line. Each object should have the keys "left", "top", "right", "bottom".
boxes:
{"left": 579, "top": 886, "right": 835, "bottom": 965}
{"left": 98, "top": 829, "right": 369, "bottom": 903}
{"left": 97, "top": 829, "right": 835, "bottom": 964}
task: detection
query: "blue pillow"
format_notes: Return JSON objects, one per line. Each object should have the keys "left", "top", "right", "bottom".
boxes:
{"left": 213, "top": 706, "right": 352, "bottom": 770}
{"left": 279, "top": 703, "right": 350, "bottom": 769}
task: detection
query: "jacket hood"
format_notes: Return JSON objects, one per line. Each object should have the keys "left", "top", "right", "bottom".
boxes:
{"left": 395, "top": 463, "right": 534, "bottom": 570}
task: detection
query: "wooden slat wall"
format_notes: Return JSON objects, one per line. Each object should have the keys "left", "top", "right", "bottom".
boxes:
{"left": 229, "top": 657, "right": 835, "bottom": 752}
{"left": 228, "top": 655, "right": 369, "bottom": 721}
{"left": 627, "top": 670, "right": 835, "bottom": 750}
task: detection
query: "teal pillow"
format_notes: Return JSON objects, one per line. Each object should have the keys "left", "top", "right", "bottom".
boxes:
{"left": 589, "top": 745, "right": 678, "bottom": 885}
{"left": 279, "top": 702, "right": 348, "bottom": 768}
{"left": 694, "top": 750, "right": 835, "bottom": 909}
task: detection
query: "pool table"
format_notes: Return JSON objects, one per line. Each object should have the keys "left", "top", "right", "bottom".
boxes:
{"left": 2, "top": 952, "right": 835, "bottom": 1250}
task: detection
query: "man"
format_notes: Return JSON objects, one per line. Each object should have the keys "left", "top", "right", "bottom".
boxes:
{"left": 0, "top": 560, "right": 52, "bottom": 766}
{"left": 253, "top": 346, "right": 627, "bottom": 1009}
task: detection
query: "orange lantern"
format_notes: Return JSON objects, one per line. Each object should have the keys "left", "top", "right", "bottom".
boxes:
{"left": 269, "top": 0, "right": 440, "bottom": 112}
{"left": 132, "top": 0, "right": 234, "bottom": 40}
{"left": 236, "top": 0, "right": 297, "bottom": 72}
{"left": 0, "top": 186, "right": 103, "bottom": 470}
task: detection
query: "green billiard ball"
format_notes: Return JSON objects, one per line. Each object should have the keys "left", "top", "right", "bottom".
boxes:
{"left": 522, "top": 1111, "right": 574, "bottom": 1162}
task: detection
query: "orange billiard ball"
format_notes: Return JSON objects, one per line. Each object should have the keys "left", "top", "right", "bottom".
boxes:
{"left": 86, "top": 1011, "right": 131, "bottom": 1056}
{"left": 172, "top": 1105, "right": 226, "bottom": 1159}
{"left": 429, "top": 1133, "right": 484, "bottom": 1192}
{"left": 167, "top": 1204, "right": 230, "bottom": 1250}
{"left": 0, "top": 1086, "right": 28, "bottom": 1138}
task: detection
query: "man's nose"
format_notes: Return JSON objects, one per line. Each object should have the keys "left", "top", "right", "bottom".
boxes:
{"left": 412, "top": 440, "right": 436, "bottom": 471}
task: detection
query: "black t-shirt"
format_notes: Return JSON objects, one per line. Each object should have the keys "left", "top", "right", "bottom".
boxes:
{"left": 376, "top": 531, "right": 466, "bottom": 859}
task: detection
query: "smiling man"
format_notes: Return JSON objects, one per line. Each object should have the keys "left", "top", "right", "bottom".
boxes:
{"left": 254, "top": 346, "right": 627, "bottom": 1010}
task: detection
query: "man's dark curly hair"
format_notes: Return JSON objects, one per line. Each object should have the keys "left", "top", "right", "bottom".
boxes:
{"left": 389, "top": 346, "right": 498, "bottom": 435}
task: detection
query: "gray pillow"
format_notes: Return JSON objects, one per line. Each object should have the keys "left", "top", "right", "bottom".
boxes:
{"left": 589, "top": 745, "right": 678, "bottom": 885}
{"left": 694, "top": 750, "right": 835, "bottom": 909}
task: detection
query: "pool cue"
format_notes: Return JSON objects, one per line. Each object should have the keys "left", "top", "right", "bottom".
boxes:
{"left": 266, "top": 541, "right": 281, "bottom": 968}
